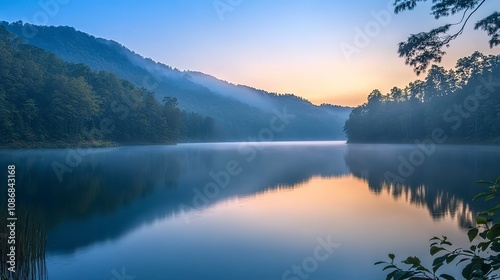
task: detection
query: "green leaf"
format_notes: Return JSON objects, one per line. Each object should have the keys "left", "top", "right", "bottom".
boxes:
{"left": 403, "top": 256, "right": 421, "bottom": 266}
{"left": 462, "top": 262, "right": 477, "bottom": 279}
{"left": 433, "top": 262, "right": 443, "bottom": 273}
{"left": 476, "top": 217, "right": 488, "bottom": 225}
{"left": 478, "top": 210, "right": 489, "bottom": 216}
{"left": 446, "top": 254, "right": 458, "bottom": 264}
{"left": 375, "top": 261, "right": 386, "bottom": 265}
{"left": 383, "top": 265, "right": 397, "bottom": 271}
{"left": 441, "top": 240, "right": 452, "bottom": 246}
{"left": 389, "top": 253, "right": 395, "bottom": 260}
{"left": 490, "top": 204, "right": 500, "bottom": 213}
{"left": 485, "top": 194, "right": 497, "bottom": 201}
{"left": 487, "top": 224, "right": 500, "bottom": 240}
{"left": 477, "top": 241, "right": 491, "bottom": 251}
{"left": 477, "top": 180, "right": 494, "bottom": 185}
{"left": 386, "top": 270, "right": 398, "bottom": 280}
{"left": 415, "top": 266, "right": 431, "bottom": 273}
{"left": 439, "top": 274, "right": 455, "bottom": 280}
{"left": 468, "top": 228, "right": 479, "bottom": 242}
{"left": 491, "top": 242, "right": 500, "bottom": 252}
{"left": 481, "top": 263, "right": 492, "bottom": 276}
{"left": 433, "top": 255, "right": 448, "bottom": 267}
{"left": 496, "top": 176, "right": 500, "bottom": 184}
{"left": 430, "top": 246, "right": 445, "bottom": 256}
{"left": 462, "top": 261, "right": 491, "bottom": 279}
{"left": 473, "top": 192, "right": 490, "bottom": 201}
{"left": 394, "top": 271, "right": 412, "bottom": 280}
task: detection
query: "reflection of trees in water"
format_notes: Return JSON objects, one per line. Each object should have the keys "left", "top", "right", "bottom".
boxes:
{"left": 375, "top": 182, "right": 474, "bottom": 228}
{"left": 344, "top": 145, "right": 500, "bottom": 228}
{"left": 16, "top": 144, "right": 497, "bottom": 259}
{"left": 0, "top": 209, "right": 47, "bottom": 280}
{"left": 173, "top": 144, "right": 350, "bottom": 201}
{"left": 4, "top": 148, "right": 182, "bottom": 230}
{"left": 0, "top": 145, "right": 350, "bottom": 255}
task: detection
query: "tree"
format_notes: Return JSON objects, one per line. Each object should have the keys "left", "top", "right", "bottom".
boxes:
{"left": 344, "top": 52, "right": 500, "bottom": 144}
{"left": 0, "top": 26, "right": 215, "bottom": 147}
{"left": 424, "top": 65, "right": 456, "bottom": 100}
{"left": 390, "top": 87, "right": 406, "bottom": 102}
{"left": 368, "top": 89, "right": 384, "bottom": 106}
{"left": 162, "top": 96, "right": 181, "bottom": 142}
{"left": 48, "top": 76, "right": 100, "bottom": 138}
{"left": 0, "top": 89, "right": 12, "bottom": 143}
{"left": 394, "top": 0, "right": 499, "bottom": 75}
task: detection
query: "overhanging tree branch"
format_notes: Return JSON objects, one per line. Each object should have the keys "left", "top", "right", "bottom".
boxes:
{"left": 475, "top": 12, "right": 500, "bottom": 48}
{"left": 394, "top": 0, "right": 498, "bottom": 75}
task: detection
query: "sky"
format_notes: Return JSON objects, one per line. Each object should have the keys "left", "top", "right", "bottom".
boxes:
{"left": 0, "top": 0, "right": 498, "bottom": 106}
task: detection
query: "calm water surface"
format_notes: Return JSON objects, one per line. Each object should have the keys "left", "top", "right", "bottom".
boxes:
{"left": 1, "top": 142, "right": 500, "bottom": 279}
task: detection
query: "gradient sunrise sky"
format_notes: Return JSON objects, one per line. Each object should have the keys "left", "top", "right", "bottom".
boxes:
{"left": 0, "top": 0, "right": 497, "bottom": 106}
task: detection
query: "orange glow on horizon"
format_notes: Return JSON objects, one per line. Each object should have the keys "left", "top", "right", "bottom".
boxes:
{"left": 195, "top": 31, "right": 497, "bottom": 108}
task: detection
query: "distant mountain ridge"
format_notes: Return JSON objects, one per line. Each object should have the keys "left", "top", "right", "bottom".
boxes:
{"left": 1, "top": 21, "right": 351, "bottom": 141}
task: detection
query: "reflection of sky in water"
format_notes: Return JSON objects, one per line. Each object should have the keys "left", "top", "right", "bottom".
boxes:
{"left": 1, "top": 142, "right": 500, "bottom": 279}
{"left": 46, "top": 176, "right": 469, "bottom": 279}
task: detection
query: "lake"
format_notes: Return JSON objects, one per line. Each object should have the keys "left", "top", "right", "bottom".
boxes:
{"left": 1, "top": 142, "right": 500, "bottom": 280}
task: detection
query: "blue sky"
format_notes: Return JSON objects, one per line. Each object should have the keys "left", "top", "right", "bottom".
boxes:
{"left": 0, "top": 0, "right": 498, "bottom": 106}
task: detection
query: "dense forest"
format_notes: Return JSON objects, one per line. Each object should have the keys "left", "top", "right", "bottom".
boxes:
{"left": 1, "top": 21, "right": 351, "bottom": 141}
{"left": 344, "top": 52, "right": 500, "bottom": 144}
{"left": 0, "top": 26, "right": 213, "bottom": 147}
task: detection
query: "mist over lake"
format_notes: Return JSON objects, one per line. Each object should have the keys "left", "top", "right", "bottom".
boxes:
{"left": 2, "top": 142, "right": 499, "bottom": 279}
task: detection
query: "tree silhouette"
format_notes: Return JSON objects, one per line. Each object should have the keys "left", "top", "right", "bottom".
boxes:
{"left": 344, "top": 52, "right": 500, "bottom": 144}
{"left": 394, "top": 0, "right": 499, "bottom": 75}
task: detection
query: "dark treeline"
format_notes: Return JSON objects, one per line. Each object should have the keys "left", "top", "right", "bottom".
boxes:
{"left": 0, "top": 27, "right": 213, "bottom": 147}
{"left": 344, "top": 52, "right": 500, "bottom": 144}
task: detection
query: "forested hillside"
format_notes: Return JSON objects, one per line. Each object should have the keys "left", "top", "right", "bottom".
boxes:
{"left": 1, "top": 21, "right": 351, "bottom": 141}
{"left": 0, "top": 26, "right": 213, "bottom": 147}
{"left": 344, "top": 52, "right": 500, "bottom": 144}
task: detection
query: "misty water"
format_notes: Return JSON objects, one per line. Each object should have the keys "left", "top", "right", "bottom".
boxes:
{"left": 2, "top": 142, "right": 500, "bottom": 280}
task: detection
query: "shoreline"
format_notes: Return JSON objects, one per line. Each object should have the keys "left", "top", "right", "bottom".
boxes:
{"left": 0, "top": 140, "right": 177, "bottom": 150}
{"left": 1, "top": 139, "right": 500, "bottom": 150}
{"left": 346, "top": 139, "right": 500, "bottom": 146}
